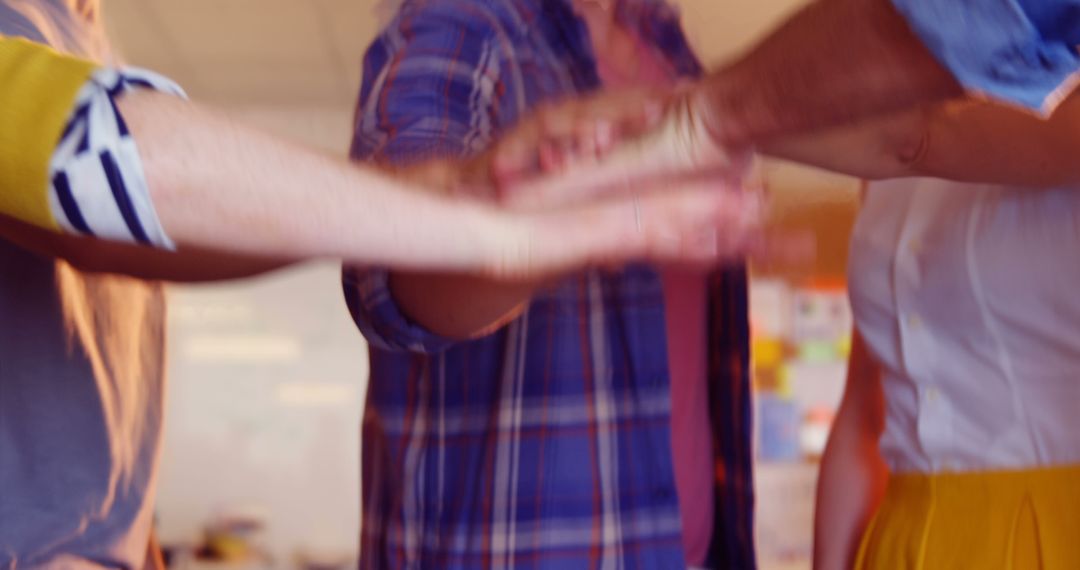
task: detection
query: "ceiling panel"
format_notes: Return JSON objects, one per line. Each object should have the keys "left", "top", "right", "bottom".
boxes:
{"left": 103, "top": 0, "right": 814, "bottom": 105}
{"left": 318, "top": 0, "right": 382, "bottom": 101}
{"left": 319, "top": 0, "right": 383, "bottom": 61}
{"left": 673, "top": 0, "right": 806, "bottom": 65}
{"left": 105, "top": 0, "right": 377, "bottom": 106}
{"left": 193, "top": 61, "right": 346, "bottom": 105}
{"left": 102, "top": 0, "right": 186, "bottom": 70}
{"left": 146, "top": 0, "right": 327, "bottom": 66}
{"left": 100, "top": 0, "right": 855, "bottom": 196}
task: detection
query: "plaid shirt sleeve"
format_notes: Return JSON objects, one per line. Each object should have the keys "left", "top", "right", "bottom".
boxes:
{"left": 343, "top": 0, "right": 514, "bottom": 354}
{"left": 708, "top": 265, "right": 756, "bottom": 569}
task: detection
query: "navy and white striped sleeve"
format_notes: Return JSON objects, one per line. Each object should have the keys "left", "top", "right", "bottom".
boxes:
{"left": 48, "top": 66, "right": 186, "bottom": 249}
{"left": 343, "top": 1, "right": 516, "bottom": 354}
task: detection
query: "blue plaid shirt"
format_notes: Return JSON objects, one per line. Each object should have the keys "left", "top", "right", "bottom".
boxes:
{"left": 344, "top": 0, "right": 754, "bottom": 567}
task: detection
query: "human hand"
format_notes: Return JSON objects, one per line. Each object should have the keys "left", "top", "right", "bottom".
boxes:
{"left": 488, "top": 86, "right": 752, "bottom": 209}
{"left": 480, "top": 182, "right": 764, "bottom": 281}
{"left": 415, "top": 144, "right": 766, "bottom": 276}
{"left": 396, "top": 88, "right": 772, "bottom": 279}
{"left": 488, "top": 87, "right": 669, "bottom": 190}
{"left": 401, "top": 87, "right": 669, "bottom": 205}
{"left": 403, "top": 157, "right": 812, "bottom": 281}
{"left": 413, "top": 84, "right": 747, "bottom": 204}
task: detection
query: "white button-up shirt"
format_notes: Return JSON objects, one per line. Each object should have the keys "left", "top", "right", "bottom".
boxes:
{"left": 849, "top": 178, "right": 1080, "bottom": 473}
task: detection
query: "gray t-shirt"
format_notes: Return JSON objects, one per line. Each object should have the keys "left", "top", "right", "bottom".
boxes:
{"left": 0, "top": 3, "right": 167, "bottom": 568}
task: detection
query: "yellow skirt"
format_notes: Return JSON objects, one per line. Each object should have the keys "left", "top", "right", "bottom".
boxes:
{"left": 855, "top": 464, "right": 1080, "bottom": 570}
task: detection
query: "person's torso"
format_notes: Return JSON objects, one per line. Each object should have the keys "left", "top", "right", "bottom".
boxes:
{"left": 0, "top": 3, "right": 167, "bottom": 568}
{"left": 849, "top": 178, "right": 1080, "bottom": 474}
{"left": 364, "top": 268, "right": 692, "bottom": 568}
{"left": 358, "top": 1, "right": 750, "bottom": 567}
{"left": 589, "top": 18, "right": 714, "bottom": 565}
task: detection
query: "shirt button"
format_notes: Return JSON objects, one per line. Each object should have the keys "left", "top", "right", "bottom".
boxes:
{"left": 907, "top": 314, "right": 923, "bottom": 330}
{"left": 925, "top": 387, "right": 939, "bottom": 403}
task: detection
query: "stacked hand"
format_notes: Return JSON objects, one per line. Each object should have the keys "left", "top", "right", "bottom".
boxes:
{"left": 491, "top": 87, "right": 752, "bottom": 207}
{"left": 412, "top": 85, "right": 806, "bottom": 281}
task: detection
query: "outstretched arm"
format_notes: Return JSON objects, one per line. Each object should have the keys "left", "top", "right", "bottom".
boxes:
{"left": 765, "top": 91, "right": 1080, "bottom": 188}
{"left": 692, "top": 0, "right": 961, "bottom": 148}
{"left": 0, "top": 38, "right": 738, "bottom": 283}
{"left": 0, "top": 213, "right": 288, "bottom": 282}
{"left": 813, "top": 330, "right": 888, "bottom": 570}
{"left": 495, "top": 0, "right": 1080, "bottom": 193}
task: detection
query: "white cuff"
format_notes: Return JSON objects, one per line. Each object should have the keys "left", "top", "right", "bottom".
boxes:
{"left": 47, "top": 67, "right": 186, "bottom": 250}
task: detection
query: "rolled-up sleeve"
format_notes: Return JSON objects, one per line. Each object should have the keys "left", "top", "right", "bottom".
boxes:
{"left": 1, "top": 37, "right": 185, "bottom": 248}
{"left": 342, "top": 267, "right": 459, "bottom": 353}
{"left": 890, "top": 0, "right": 1080, "bottom": 113}
{"left": 342, "top": 0, "right": 514, "bottom": 354}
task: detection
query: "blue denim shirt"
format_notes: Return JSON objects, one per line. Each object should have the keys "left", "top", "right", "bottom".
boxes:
{"left": 892, "top": 0, "right": 1080, "bottom": 111}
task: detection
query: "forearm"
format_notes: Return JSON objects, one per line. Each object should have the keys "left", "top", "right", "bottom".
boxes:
{"left": 908, "top": 97, "right": 1080, "bottom": 187}
{"left": 378, "top": 161, "right": 547, "bottom": 339}
{"left": 0, "top": 213, "right": 289, "bottom": 282}
{"left": 525, "top": 0, "right": 959, "bottom": 188}
{"left": 0, "top": 40, "right": 472, "bottom": 279}
{"left": 766, "top": 93, "right": 1080, "bottom": 187}
{"left": 762, "top": 107, "right": 929, "bottom": 180}
{"left": 813, "top": 415, "right": 888, "bottom": 569}
{"left": 814, "top": 331, "right": 888, "bottom": 570}
{"left": 120, "top": 91, "right": 502, "bottom": 273}
{"left": 390, "top": 272, "right": 543, "bottom": 339}
{"left": 696, "top": 0, "right": 960, "bottom": 148}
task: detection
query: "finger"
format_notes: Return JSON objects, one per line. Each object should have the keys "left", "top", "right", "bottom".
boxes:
{"left": 496, "top": 186, "right": 721, "bottom": 278}
{"left": 538, "top": 141, "right": 567, "bottom": 173}
{"left": 504, "top": 100, "right": 739, "bottom": 210}
{"left": 492, "top": 117, "right": 544, "bottom": 184}
{"left": 494, "top": 178, "right": 773, "bottom": 280}
{"left": 575, "top": 123, "right": 600, "bottom": 163}
{"left": 567, "top": 95, "right": 666, "bottom": 166}
{"left": 593, "top": 121, "right": 617, "bottom": 155}
{"left": 494, "top": 89, "right": 669, "bottom": 185}
{"left": 612, "top": 187, "right": 760, "bottom": 264}
{"left": 538, "top": 89, "right": 660, "bottom": 140}
{"left": 590, "top": 88, "right": 668, "bottom": 130}
{"left": 676, "top": 189, "right": 765, "bottom": 263}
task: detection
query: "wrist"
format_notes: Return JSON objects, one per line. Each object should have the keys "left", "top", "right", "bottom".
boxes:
{"left": 691, "top": 75, "right": 762, "bottom": 151}
{"left": 673, "top": 83, "right": 756, "bottom": 179}
{"left": 398, "top": 160, "right": 461, "bottom": 196}
{"left": 472, "top": 207, "right": 529, "bottom": 280}
{"left": 410, "top": 155, "right": 495, "bottom": 199}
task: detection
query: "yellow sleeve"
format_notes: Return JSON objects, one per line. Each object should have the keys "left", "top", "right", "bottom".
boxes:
{"left": 0, "top": 36, "right": 98, "bottom": 231}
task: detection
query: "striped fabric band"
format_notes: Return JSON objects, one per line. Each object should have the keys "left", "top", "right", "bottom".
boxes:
{"left": 47, "top": 66, "right": 186, "bottom": 249}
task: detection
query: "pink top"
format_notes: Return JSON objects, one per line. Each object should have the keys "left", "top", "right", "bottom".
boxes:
{"left": 594, "top": 28, "right": 715, "bottom": 567}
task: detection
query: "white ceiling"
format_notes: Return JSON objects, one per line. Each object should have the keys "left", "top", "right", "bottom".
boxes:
{"left": 102, "top": 0, "right": 809, "bottom": 107}
{"left": 103, "top": 0, "right": 382, "bottom": 107}
{"left": 102, "top": 0, "right": 856, "bottom": 193}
